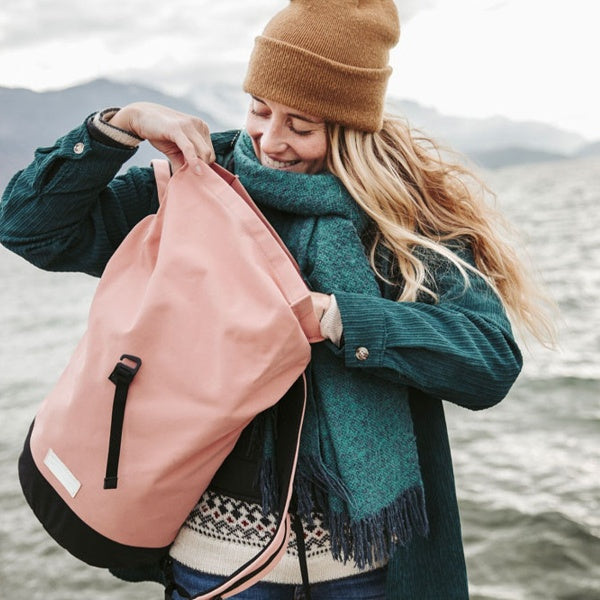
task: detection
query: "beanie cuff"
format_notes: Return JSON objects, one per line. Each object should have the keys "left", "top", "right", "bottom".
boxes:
{"left": 243, "top": 36, "right": 392, "bottom": 132}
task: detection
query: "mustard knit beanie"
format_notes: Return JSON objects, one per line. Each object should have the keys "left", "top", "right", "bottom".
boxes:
{"left": 243, "top": 0, "right": 400, "bottom": 132}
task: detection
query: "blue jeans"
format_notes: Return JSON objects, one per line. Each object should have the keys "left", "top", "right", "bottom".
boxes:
{"left": 168, "top": 559, "right": 388, "bottom": 599}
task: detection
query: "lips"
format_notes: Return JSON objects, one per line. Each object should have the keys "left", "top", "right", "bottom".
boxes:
{"left": 261, "top": 154, "right": 301, "bottom": 169}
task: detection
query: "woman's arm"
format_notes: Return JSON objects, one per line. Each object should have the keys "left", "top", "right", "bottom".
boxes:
{"left": 0, "top": 104, "right": 216, "bottom": 276}
{"left": 329, "top": 255, "right": 523, "bottom": 410}
{"left": 0, "top": 119, "right": 157, "bottom": 276}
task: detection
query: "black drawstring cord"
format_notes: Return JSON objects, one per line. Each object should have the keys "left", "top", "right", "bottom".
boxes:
{"left": 291, "top": 494, "right": 312, "bottom": 600}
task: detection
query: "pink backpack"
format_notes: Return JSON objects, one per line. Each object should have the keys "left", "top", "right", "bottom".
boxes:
{"left": 18, "top": 160, "right": 321, "bottom": 598}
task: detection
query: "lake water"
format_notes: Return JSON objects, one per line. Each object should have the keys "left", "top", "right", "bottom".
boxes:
{"left": 1, "top": 156, "right": 599, "bottom": 599}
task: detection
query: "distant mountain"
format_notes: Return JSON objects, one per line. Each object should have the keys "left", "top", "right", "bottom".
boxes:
{"left": 468, "top": 147, "right": 567, "bottom": 170}
{"left": 0, "top": 79, "right": 228, "bottom": 189}
{"left": 0, "top": 79, "right": 597, "bottom": 189}
{"left": 575, "top": 140, "right": 600, "bottom": 158}
{"left": 386, "top": 99, "right": 587, "bottom": 160}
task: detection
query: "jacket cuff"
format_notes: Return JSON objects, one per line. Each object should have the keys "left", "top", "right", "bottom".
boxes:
{"left": 333, "top": 292, "right": 386, "bottom": 368}
{"left": 87, "top": 108, "right": 143, "bottom": 149}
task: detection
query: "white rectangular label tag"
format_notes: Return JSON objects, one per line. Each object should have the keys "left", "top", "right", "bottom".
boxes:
{"left": 43, "top": 449, "right": 81, "bottom": 498}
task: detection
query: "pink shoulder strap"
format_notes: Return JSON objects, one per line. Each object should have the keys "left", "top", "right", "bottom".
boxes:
{"left": 151, "top": 159, "right": 171, "bottom": 204}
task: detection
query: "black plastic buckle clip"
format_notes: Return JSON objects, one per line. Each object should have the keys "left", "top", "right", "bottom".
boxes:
{"left": 109, "top": 354, "right": 142, "bottom": 384}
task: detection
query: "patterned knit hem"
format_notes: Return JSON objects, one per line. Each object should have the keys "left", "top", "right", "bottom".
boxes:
{"left": 169, "top": 528, "right": 381, "bottom": 585}
{"left": 169, "top": 490, "right": 386, "bottom": 585}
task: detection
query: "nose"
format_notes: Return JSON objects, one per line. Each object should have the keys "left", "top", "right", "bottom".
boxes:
{"left": 259, "top": 119, "right": 288, "bottom": 155}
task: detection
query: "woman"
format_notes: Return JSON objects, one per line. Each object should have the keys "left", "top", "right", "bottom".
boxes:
{"left": 0, "top": 1, "right": 554, "bottom": 598}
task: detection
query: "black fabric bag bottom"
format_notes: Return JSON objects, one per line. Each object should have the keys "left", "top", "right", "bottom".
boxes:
{"left": 18, "top": 422, "right": 169, "bottom": 569}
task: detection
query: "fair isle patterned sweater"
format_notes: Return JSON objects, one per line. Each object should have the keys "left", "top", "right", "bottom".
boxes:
{"left": 170, "top": 490, "right": 380, "bottom": 584}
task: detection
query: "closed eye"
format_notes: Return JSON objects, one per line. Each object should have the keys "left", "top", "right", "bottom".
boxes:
{"left": 289, "top": 125, "right": 314, "bottom": 136}
{"left": 250, "top": 108, "right": 269, "bottom": 118}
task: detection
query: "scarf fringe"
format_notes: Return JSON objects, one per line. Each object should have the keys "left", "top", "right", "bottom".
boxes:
{"left": 259, "top": 453, "right": 353, "bottom": 517}
{"left": 259, "top": 455, "right": 278, "bottom": 516}
{"left": 295, "top": 454, "right": 355, "bottom": 511}
{"left": 260, "top": 453, "right": 428, "bottom": 569}
{"left": 329, "top": 485, "right": 429, "bottom": 569}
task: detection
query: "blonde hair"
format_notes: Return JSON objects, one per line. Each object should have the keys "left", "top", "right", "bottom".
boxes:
{"left": 326, "top": 115, "right": 556, "bottom": 347}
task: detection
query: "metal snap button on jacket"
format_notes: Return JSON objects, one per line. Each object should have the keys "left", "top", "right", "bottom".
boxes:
{"left": 73, "top": 142, "right": 85, "bottom": 154}
{"left": 355, "top": 346, "right": 369, "bottom": 361}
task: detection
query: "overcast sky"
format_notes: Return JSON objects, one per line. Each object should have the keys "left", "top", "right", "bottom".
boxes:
{"left": 0, "top": 0, "right": 597, "bottom": 139}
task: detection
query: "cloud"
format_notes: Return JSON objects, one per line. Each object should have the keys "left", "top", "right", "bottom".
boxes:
{"left": 0, "top": 0, "right": 431, "bottom": 50}
{"left": 0, "top": 1, "right": 126, "bottom": 49}
{"left": 0, "top": 0, "right": 276, "bottom": 50}
{"left": 0, "top": 0, "right": 435, "bottom": 91}
{"left": 0, "top": 0, "right": 286, "bottom": 90}
{"left": 395, "top": 0, "right": 438, "bottom": 22}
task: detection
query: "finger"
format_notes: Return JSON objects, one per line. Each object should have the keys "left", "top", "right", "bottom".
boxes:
{"left": 186, "top": 121, "right": 216, "bottom": 166}
{"left": 174, "top": 134, "right": 215, "bottom": 174}
{"left": 195, "top": 138, "right": 216, "bottom": 165}
{"left": 172, "top": 133, "right": 206, "bottom": 173}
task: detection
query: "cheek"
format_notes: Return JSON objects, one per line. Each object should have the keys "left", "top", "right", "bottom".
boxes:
{"left": 245, "top": 107, "right": 265, "bottom": 135}
{"left": 299, "top": 135, "right": 328, "bottom": 165}
{"left": 245, "top": 114, "right": 261, "bottom": 138}
{"left": 245, "top": 116, "right": 262, "bottom": 156}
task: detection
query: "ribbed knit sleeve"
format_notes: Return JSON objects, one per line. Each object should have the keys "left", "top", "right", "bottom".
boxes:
{"left": 0, "top": 118, "right": 158, "bottom": 276}
{"left": 331, "top": 259, "right": 523, "bottom": 410}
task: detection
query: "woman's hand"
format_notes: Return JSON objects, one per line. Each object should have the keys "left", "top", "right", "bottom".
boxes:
{"left": 310, "top": 292, "right": 332, "bottom": 322}
{"left": 108, "top": 102, "right": 215, "bottom": 173}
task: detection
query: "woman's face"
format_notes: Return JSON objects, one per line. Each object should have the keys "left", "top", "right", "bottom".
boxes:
{"left": 245, "top": 96, "right": 328, "bottom": 174}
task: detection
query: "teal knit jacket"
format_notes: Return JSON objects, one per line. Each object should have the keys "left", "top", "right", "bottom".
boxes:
{"left": 0, "top": 120, "right": 523, "bottom": 599}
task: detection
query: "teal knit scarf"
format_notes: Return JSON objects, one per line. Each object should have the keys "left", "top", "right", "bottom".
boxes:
{"left": 233, "top": 131, "right": 428, "bottom": 567}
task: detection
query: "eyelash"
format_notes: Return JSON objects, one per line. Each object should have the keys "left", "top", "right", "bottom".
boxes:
{"left": 250, "top": 108, "right": 313, "bottom": 136}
